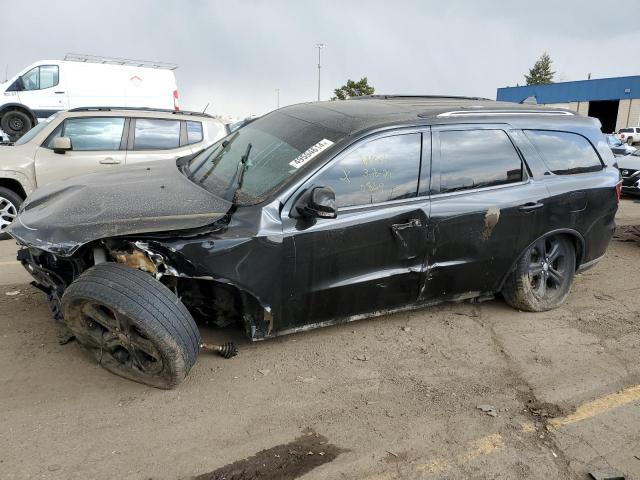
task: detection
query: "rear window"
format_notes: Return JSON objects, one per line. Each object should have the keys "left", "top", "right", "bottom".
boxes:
{"left": 438, "top": 129, "right": 523, "bottom": 194}
{"left": 620, "top": 128, "right": 633, "bottom": 133}
{"left": 524, "top": 130, "right": 603, "bottom": 175}
{"left": 186, "top": 121, "right": 203, "bottom": 145}
{"left": 133, "top": 118, "right": 180, "bottom": 150}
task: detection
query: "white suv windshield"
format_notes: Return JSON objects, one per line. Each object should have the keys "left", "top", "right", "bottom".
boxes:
{"left": 14, "top": 113, "right": 60, "bottom": 145}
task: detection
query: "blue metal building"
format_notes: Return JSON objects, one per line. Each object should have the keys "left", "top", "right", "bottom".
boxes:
{"left": 496, "top": 76, "right": 640, "bottom": 133}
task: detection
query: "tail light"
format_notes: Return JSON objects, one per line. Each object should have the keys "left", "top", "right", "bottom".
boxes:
{"left": 615, "top": 181, "right": 622, "bottom": 203}
{"left": 173, "top": 90, "right": 180, "bottom": 111}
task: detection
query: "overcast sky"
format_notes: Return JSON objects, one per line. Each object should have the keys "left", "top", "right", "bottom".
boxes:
{"left": 2, "top": 0, "right": 639, "bottom": 119}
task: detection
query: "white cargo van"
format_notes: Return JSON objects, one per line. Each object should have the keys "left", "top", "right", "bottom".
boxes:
{"left": 0, "top": 53, "right": 179, "bottom": 140}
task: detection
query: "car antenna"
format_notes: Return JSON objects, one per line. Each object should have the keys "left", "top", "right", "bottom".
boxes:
{"left": 202, "top": 102, "right": 209, "bottom": 114}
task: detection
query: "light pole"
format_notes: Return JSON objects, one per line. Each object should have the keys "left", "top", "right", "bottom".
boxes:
{"left": 315, "top": 43, "right": 325, "bottom": 101}
{"left": 276, "top": 88, "right": 280, "bottom": 109}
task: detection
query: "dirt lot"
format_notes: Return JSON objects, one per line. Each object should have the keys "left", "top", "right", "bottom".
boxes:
{"left": 1, "top": 198, "right": 640, "bottom": 480}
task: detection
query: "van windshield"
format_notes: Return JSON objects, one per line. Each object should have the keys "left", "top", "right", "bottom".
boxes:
{"left": 14, "top": 113, "right": 60, "bottom": 145}
{"left": 184, "top": 111, "right": 342, "bottom": 205}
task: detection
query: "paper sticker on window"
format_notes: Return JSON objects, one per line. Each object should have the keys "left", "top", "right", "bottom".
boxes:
{"left": 289, "top": 139, "right": 334, "bottom": 169}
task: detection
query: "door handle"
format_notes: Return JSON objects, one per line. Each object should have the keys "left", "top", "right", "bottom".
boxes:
{"left": 391, "top": 218, "right": 422, "bottom": 231}
{"left": 54, "top": 91, "right": 65, "bottom": 94}
{"left": 99, "top": 158, "right": 121, "bottom": 165}
{"left": 519, "top": 202, "right": 544, "bottom": 212}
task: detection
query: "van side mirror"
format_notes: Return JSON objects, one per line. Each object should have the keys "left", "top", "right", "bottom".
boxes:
{"left": 53, "top": 137, "right": 72, "bottom": 154}
{"left": 5, "top": 77, "right": 24, "bottom": 92}
{"left": 293, "top": 186, "right": 337, "bottom": 219}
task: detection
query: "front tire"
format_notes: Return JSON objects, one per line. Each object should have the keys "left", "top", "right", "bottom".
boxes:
{"left": 61, "top": 263, "right": 201, "bottom": 389}
{"left": 502, "top": 235, "right": 576, "bottom": 312}
{"left": 1, "top": 110, "right": 33, "bottom": 140}
{"left": 0, "top": 187, "right": 22, "bottom": 240}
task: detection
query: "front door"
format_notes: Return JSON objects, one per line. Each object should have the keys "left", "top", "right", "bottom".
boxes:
{"left": 34, "top": 116, "right": 127, "bottom": 186}
{"left": 17, "top": 64, "right": 68, "bottom": 116}
{"left": 281, "top": 130, "right": 430, "bottom": 329}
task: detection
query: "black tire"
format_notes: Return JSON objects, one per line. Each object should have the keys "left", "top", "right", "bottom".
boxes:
{"left": 61, "top": 263, "right": 200, "bottom": 389}
{"left": 1, "top": 110, "right": 33, "bottom": 140}
{"left": 627, "top": 137, "right": 634, "bottom": 145}
{"left": 502, "top": 235, "right": 576, "bottom": 312}
{"left": 0, "top": 186, "right": 23, "bottom": 240}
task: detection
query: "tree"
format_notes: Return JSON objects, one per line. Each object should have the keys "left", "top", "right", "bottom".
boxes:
{"left": 332, "top": 77, "right": 375, "bottom": 100}
{"left": 525, "top": 53, "right": 555, "bottom": 85}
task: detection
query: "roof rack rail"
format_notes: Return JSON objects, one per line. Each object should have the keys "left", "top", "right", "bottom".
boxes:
{"left": 64, "top": 53, "right": 178, "bottom": 70}
{"left": 351, "top": 94, "right": 493, "bottom": 101}
{"left": 67, "top": 106, "right": 212, "bottom": 118}
{"left": 435, "top": 109, "right": 576, "bottom": 118}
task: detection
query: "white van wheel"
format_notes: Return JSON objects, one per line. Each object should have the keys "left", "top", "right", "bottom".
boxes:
{"left": 1, "top": 110, "right": 33, "bottom": 139}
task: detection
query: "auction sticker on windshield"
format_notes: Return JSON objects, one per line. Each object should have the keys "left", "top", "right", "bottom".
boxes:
{"left": 289, "top": 139, "right": 334, "bottom": 169}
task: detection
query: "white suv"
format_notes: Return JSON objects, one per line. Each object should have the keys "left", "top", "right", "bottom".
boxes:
{"left": 0, "top": 107, "right": 227, "bottom": 234}
{"left": 617, "top": 127, "right": 640, "bottom": 145}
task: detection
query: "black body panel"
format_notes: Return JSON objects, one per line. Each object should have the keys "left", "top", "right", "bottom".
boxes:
{"left": 8, "top": 98, "right": 621, "bottom": 340}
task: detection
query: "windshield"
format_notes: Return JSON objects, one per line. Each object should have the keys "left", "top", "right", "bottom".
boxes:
{"left": 185, "top": 111, "right": 342, "bottom": 204}
{"left": 607, "top": 135, "right": 623, "bottom": 146}
{"left": 14, "top": 113, "right": 60, "bottom": 145}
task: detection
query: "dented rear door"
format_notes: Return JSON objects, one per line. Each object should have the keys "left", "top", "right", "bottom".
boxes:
{"left": 424, "top": 126, "right": 547, "bottom": 300}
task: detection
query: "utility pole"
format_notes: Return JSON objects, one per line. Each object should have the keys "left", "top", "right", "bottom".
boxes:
{"left": 315, "top": 43, "right": 325, "bottom": 101}
{"left": 276, "top": 88, "right": 280, "bottom": 109}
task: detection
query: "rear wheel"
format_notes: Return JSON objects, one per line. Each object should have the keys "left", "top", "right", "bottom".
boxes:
{"left": 1, "top": 110, "right": 33, "bottom": 140}
{"left": 627, "top": 137, "right": 634, "bottom": 145}
{"left": 61, "top": 263, "right": 200, "bottom": 389}
{"left": 502, "top": 235, "right": 576, "bottom": 312}
{"left": 0, "top": 187, "right": 22, "bottom": 239}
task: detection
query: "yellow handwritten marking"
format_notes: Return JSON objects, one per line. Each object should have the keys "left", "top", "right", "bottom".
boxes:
{"left": 547, "top": 384, "right": 640, "bottom": 430}
{"left": 416, "top": 433, "right": 505, "bottom": 473}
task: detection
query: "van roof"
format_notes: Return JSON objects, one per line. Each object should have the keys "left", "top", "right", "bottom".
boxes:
{"left": 276, "top": 96, "right": 582, "bottom": 135}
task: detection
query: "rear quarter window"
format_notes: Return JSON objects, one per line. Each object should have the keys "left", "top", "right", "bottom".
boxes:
{"left": 186, "top": 121, "right": 203, "bottom": 145}
{"left": 524, "top": 130, "right": 603, "bottom": 175}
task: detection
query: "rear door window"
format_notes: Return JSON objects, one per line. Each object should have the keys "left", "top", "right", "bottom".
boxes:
{"left": 524, "top": 130, "right": 603, "bottom": 175}
{"left": 437, "top": 129, "right": 523, "bottom": 194}
{"left": 133, "top": 118, "right": 181, "bottom": 150}
{"left": 311, "top": 133, "right": 422, "bottom": 207}
{"left": 186, "top": 121, "right": 203, "bottom": 145}
{"left": 45, "top": 117, "right": 125, "bottom": 151}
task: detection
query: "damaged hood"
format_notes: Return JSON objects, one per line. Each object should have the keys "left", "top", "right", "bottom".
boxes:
{"left": 8, "top": 160, "right": 232, "bottom": 255}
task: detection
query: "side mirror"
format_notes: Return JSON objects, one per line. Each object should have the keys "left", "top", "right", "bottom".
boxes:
{"left": 52, "top": 137, "right": 72, "bottom": 154}
{"left": 294, "top": 186, "right": 337, "bottom": 219}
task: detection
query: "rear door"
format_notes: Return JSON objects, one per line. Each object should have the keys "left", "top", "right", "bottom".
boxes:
{"left": 34, "top": 116, "right": 127, "bottom": 186}
{"left": 125, "top": 117, "right": 194, "bottom": 165}
{"left": 424, "top": 125, "right": 549, "bottom": 301}
{"left": 281, "top": 129, "right": 430, "bottom": 328}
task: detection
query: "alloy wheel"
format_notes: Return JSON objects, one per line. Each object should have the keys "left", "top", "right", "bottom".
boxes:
{"left": 527, "top": 237, "right": 569, "bottom": 300}
{"left": 77, "top": 301, "right": 165, "bottom": 378}
{"left": 0, "top": 196, "right": 17, "bottom": 232}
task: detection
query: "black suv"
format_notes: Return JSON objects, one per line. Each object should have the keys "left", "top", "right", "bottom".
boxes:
{"left": 8, "top": 96, "right": 621, "bottom": 388}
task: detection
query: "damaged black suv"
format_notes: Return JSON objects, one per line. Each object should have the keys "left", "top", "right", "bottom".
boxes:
{"left": 8, "top": 96, "right": 621, "bottom": 388}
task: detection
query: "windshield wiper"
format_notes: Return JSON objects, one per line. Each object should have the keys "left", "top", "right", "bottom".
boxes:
{"left": 190, "top": 132, "right": 239, "bottom": 182}
{"left": 230, "top": 143, "right": 252, "bottom": 204}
